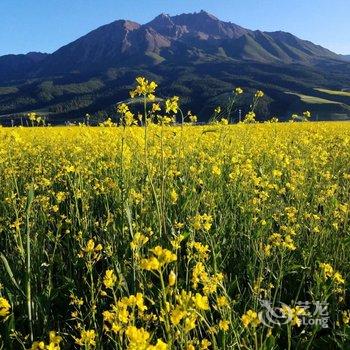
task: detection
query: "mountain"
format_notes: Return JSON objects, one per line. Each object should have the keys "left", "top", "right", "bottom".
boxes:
{"left": 1, "top": 11, "right": 350, "bottom": 124}
{"left": 33, "top": 10, "right": 341, "bottom": 75}
{"left": 0, "top": 52, "right": 48, "bottom": 81}
{"left": 37, "top": 20, "right": 141, "bottom": 75}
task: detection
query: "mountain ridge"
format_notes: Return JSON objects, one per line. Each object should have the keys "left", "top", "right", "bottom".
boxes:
{"left": 0, "top": 11, "right": 350, "bottom": 123}
{"left": 0, "top": 11, "right": 345, "bottom": 79}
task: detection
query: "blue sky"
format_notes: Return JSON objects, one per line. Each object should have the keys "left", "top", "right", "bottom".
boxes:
{"left": 1, "top": 0, "right": 349, "bottom": 56}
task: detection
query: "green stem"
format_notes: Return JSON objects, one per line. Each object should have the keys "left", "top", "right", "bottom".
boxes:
{"left": 159, "top": 270, "right": 172, "bottom": 346}
{"left": 287, "top": 324, "right": 292, "bottom": 350}
{"left": 26, "top": 187, "right": 34, "bottom": 342}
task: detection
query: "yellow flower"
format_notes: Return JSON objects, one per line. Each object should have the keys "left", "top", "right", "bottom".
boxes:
{"left": 192, "top": 261, "right": 207, "bottom": 288}
{"left": 216, "top": 296, "right": 229, "bottom": 308}
{"left": 75, "top": 329, "right": 96, "bottom": 348}
{"left": 268, "top": 233, "right": 296, "bottom": 251}
{"left": 243, "top": 111, "right": 256, "bottom": 123}
{"left": 191, "top": 214, "right": 213, "bottom": 232}
{"left": 140, "top": 256, "right": 160, "bottom": 271}
{"left": 151, "top": 246, "right": 177, "bottom": 265}
{"left": 189, "top": 242, "right": 210, "bottom": 260}
{"left": 130, "top": 189, "right": 144, "bottom": 204}
{"left": 214, "top": 106, "right": 221, "bottom": 114}
{"left": 200, "top": 339, "right": 211, "bottom": 349}
{"left": 55, "top": 191, "right": 66, "bottom": 203}
{"left": 124, "top": 293, "right": 148, "bottom": 312}
{"left": 261, "top": 243, "right": 272, "bottom": 257}
{"left": 235, "top": 87, "right": 243, "bottom": 94}
{"left": 0, "top": 297, "right": 11, "bottom": 317}
{"left": 147, "top": 339, "right": 168, "bottom": 350}
{"left": 303, "top": 110, "right": 311, "bottom": 118}
{"left": 219, "top": 319, "right": 230, "bottom": 331}
{"left": 117, "top": 303, "right": 130, "bottom": 323}
{"left": 333, "top": 272, "right": 345, "bottom": 285}
{"left": 130, "top": 232, "right": 149, "bottom": 250}
{"left": 103, "top": 269, "right": 117, "bottom": 289}
{"left": 202, "top": 215, "right": 213, "bottom": 231}
{"left": 320, "top": 262, "right": 334, "bottom": 278}
{"left": 31, "top": 341, "right": 45, "bottom": 350}
{"left": 111, "top": 322, "right": 122, "bottom": 333}
{"left": 184, "top": 315, "right": 197, "bottom": 332}
{"left": 282, "top": 235, "right": 296, "bottom": 251}
{"left": 151, "top": 103, "right": 161, "bottom": 113}
{"left": 84, "top": 239, "right": 95, "bottom": 253}
{"left": 170, "top": 307, "right": 186, "bottom": 326}
{"left": 255, "top": 90, "right": 264, "bottom": 98}
{"left": 241, "top": 309, "right": 261, "bottom": 328}
{"left": 49, "top": 331, "right": 62, "bottom": 344}
{"left": 117, "top": 103, "right": 129, "bottom": 114}
{"left": 170, "top": 189, "right": 178, "bottom": 204}
{"left": 272, "top": 169, "right": 282, "bottom": 178}
{"left": 44, "top": 331, "right": 62, "bottom": 350}
{"left": 117, "top": 103, "right": 135, "bottom": 126}
{"left": 165, "top": 96, "right": 180, "bottom": 114}
{"left": 171, "top": 233, "right": 185, "bottom": 248}
{"left": 70, "top": 293, "right": 84, "bottom": 306}
{"left": 28, "top": 112, "right": 38, "bottom": 122}
{"left": 125, "top": 325, "right": 150, "bottom": 349}
{"left": 189, "top": 114, "right": 197, "bottom": 123}
{"left": 342, "top": 310, "right": 350, "bottom": 325}
{"left": 212, "top": 165, "right": 221, "bottom": 176}
{"left": 100, "top": 117, "right": 115, "bottom": 127}
{"left": 193, "top": 293, "right": 210, "bottom": 311}
{"left": 130, "top": 77, "right": 158, "bottom": 101}
{"left": 282, "top": 306, "right": 306, "bottom": 327}
{"left": 148, "top": 94, "right": 156, "bottom": 102}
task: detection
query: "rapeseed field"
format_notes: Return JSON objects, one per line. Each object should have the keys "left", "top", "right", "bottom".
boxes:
{"left": 0, "top": 78, "right": 350, "bottom": 349}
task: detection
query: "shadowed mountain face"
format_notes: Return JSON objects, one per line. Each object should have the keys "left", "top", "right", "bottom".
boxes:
{"left": 0, "top": 11, "right": 350, "bottom": 123}
{"left": 0, "top": 52, "right": 48, "bottom": 81}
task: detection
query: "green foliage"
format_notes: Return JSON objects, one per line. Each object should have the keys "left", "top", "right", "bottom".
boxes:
{"left": 1, "top": 61, "right": 350, "bottom": 123}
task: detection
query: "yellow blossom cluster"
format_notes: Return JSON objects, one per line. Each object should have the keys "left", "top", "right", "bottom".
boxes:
{"left": 31, "top": 332, "right": 62, "bottom": 350}
{"left": 319, "top": 263, "right": 345, "bottom": 285}
{"left": 130, "top": 77, "right": 158, "bottom": 101}
{"left": 0, "top": 297, "right": 11, "bottom": 318}
{"left": 140, "top": 246, "right": 177, "bottom": 271}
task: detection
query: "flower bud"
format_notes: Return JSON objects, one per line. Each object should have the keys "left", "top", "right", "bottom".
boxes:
{"left": 168, "top": 270, "right": 176, "bottom": 287}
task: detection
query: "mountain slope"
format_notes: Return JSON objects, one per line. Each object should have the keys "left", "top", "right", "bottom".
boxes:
{"left": 36, "top": 20, "right": 141, "bottom": 75}
{"left": 0, "top": 11, "right": 350, "bottom": 123}
{"left": 0, "top": 52, "right": 48, "bottom": 81}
